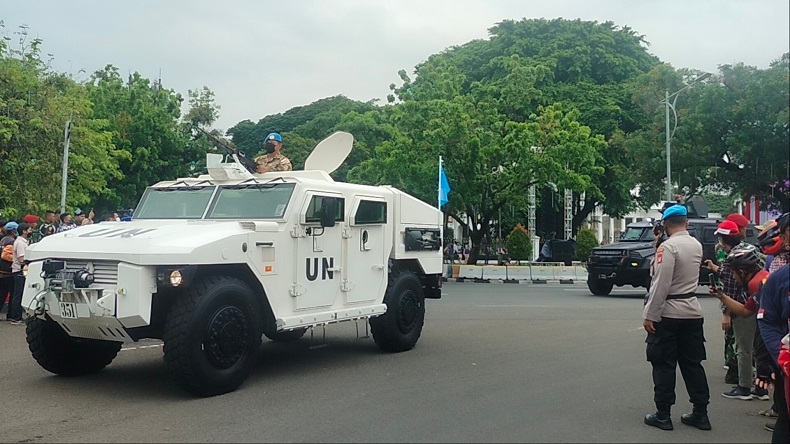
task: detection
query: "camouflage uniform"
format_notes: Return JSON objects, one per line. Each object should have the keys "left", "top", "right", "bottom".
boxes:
{"left": 255, "top": 153, "right": 292, "bottom": 172}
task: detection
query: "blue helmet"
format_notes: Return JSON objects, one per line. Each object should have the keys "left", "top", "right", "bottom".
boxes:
{"left": 662, "top": 204, "right": 687, "bottom": 220}
{"left": 264, "top": 132, "right": 282, "bottom": 143}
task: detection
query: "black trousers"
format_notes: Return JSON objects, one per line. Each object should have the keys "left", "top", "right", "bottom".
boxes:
{"left": 10, "top": 273, "right": 24, "bottom": 321}
{"left": 0, "top": 276, "right": 14, "bottom": 319}
{"left": 646, "top": 317, "right": 710, "bottom": 410}
{"left": 771, "top": 369, "right": 789, "bottom": 444}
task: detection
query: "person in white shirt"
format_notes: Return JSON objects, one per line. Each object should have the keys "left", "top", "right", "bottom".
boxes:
{"left": 9, "top": 222, "right": 32, "bottom": 324}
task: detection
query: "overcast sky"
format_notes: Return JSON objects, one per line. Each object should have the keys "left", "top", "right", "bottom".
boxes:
{"left": 4, "top": 0, "right": 789, "bottom": 131}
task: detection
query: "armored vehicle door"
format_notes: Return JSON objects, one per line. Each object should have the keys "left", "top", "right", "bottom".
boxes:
{"left": 293, "top": 192, "right": 345, "bottom": 310}
{"left": 343, "top": 197, "right": 388, "bottom": 303}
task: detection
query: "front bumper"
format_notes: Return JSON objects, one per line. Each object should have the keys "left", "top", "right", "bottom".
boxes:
{"left": 22, "top": 260, "right": 156, "bottom": 342}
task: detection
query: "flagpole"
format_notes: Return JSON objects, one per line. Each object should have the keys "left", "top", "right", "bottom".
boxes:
{"left": 438, "top": 156, "right": 443, "bottom": 242}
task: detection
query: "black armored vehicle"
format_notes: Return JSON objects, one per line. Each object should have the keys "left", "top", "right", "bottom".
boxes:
{"left": 586, "top": 197, "right": 757, "bottom": 296}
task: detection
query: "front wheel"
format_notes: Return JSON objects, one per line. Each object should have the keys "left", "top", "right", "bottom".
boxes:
{"left": 370, "top": 269, "right": 425, "bottom": 352}
{"left": 26, "top": 316, "right": 122, "bottom": 376}
{"left": 587, "top": 277, "right": 614, "bottom": 296}
{"left": 163, "top": 276, "right": 262, "bottom": 397}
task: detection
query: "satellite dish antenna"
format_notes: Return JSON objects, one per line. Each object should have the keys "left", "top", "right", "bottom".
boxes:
{"left": 304, "top": 131, "right": 353, "bottom": 174}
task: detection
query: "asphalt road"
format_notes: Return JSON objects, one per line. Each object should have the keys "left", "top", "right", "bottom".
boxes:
{"left": 0, "top": 283, "right": 774, "bottom": 443}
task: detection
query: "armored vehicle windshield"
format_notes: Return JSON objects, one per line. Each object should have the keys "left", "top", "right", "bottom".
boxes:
{"left": 206, "top": 183, "right": 296, "bottom": 219}
{"left": 620, "top": 225, "right": 654, "bottom": 242}
{"left": 134, "top": 183, "right": 297, "bottom": 220}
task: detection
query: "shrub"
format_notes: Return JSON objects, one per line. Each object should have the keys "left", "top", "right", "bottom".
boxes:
{"left": 575, "top": 227, "right": 599, "bottom": 261}
{"left": 506, "top": 224, "right": 533, "bottom": 261}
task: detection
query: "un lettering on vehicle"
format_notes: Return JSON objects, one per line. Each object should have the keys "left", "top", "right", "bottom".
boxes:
{"left": 306, "top": 257, "right": 335, "bottom": 281}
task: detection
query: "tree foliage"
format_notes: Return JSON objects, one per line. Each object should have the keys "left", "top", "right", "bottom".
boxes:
{"left": 626, "top": 55, "right": 790, "bottom": 211}
{"left": 506, "top": 223, "right": 532, "bottom": 261}
{"left": 0, "top": 24, "right": 120, "bottom": 217}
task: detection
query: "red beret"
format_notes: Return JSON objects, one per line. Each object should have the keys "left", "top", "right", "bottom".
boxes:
{"left": 23, "top": 214, "right": 39, "bottom": 224}
{"left": 715, "top": 220, "right": 740, "bottom": 236}
{"left": 726, "top": 213, "right": 750, "bottom": 229}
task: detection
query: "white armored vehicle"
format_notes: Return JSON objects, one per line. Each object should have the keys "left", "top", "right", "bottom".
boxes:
{"left": 22, "top": 132, "right": 443, "bottom": 396}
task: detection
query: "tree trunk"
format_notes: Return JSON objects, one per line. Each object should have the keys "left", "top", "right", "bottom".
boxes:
{"left": 572, "top": 199, "right": 599, "bottom": 236}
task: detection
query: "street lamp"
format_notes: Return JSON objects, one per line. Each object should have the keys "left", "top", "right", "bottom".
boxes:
{"left": 661, "top": 72, "right": 712, "bottom": 201}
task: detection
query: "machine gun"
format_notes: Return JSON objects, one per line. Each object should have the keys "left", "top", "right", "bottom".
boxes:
{"left": 193, "top": 126, "right": 257, "bottom": 174}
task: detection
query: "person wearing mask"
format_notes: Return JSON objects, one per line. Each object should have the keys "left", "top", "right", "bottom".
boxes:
{"left": 9, "top": 222, "right": 32, "bottom": 324}
{"left": 717, "top": 220, "right": 763, "bottom": 400}
{"left": 756, "top": 212, "right": 790, "bottom": 443}
{"left": 642, "top": 205, "right": 711, "bottom": 431}
{"left": 254, "top": 132, "right": 292, "bottom": 173}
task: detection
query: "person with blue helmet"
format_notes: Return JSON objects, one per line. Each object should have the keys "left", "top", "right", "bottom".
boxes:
{"left": 642, "top": 204, "right": 712, "bottom": 431}
{"left": 254, "top": 132, "right": 292, "bottom": 173}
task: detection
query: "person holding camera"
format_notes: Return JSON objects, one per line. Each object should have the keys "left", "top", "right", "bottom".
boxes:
{"left": 642, "top": 205, "right": 711, "bottom": 431}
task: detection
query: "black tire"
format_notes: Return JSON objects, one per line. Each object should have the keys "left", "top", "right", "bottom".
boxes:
{"left": 587, "top": 277, "right": 614, "bottom": 296}
{"left": 264, "top": 328, "right": 307, "bottom": 342}
{"left": 26, "top": 316, "right": 121, "bottom": 376}
{"left": 370, "top": 269, "right": 425, "bottom": 352}
{"left": 163, "top": 276, "right": 262, "bottom": 397}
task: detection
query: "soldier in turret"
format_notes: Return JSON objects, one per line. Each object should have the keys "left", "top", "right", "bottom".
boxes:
{"left": 255, "top": 132, "right": 292, "bottom": 173}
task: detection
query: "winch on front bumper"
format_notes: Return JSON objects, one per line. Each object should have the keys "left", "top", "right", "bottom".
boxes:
{"left": 22, "top": 259, "right": 157, "bottom": 342}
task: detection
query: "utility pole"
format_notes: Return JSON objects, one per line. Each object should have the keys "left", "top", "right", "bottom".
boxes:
{"left": 60, "top": 116, "right": 72, "bottom": 214}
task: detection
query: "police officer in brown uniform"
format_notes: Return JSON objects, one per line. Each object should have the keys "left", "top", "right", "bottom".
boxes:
{"left": 642, "top": 204, "right": 711, "bottom": 431}
{"left": 254, "top": 132, "right": 292, "bottom": 173}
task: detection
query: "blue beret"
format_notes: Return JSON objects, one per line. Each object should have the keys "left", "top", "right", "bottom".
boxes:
{"left": 662, "top": 204, "right": 687, "bottom": 220}
{"left": 265, "top": 132, "right": 282, "bottom": 143}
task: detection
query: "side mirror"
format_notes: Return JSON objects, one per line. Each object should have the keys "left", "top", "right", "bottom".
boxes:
{"left": 320, "top": 197, "right": 337, "bottom": 228}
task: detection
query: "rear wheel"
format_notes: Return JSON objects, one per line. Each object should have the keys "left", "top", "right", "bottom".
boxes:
{"left": 587, "top": 277, "right": 614, "bottom": 296}
{"left": 370, "top": 269, "right": 425, "bottom": 352}
{"left": 163, "top": 276, "right": 262, "bottom": 397}
{"left": 26, "top": 316, "right": 121, "bottom": 376}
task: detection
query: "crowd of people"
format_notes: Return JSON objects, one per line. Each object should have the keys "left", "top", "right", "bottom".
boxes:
{"left": 0, "top": 208, "right": 123, "bottom": 324}
{"left": 642, "top": 205, "right": 790, "bottom": 443}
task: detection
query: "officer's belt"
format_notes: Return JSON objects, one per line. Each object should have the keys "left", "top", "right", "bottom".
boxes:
{"left": 666, "top": 293, "right": 696, "bottom": 300}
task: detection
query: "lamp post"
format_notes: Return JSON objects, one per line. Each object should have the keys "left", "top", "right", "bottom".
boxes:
{"left": 662, "top": 72, "right": 712, "bottom": 201}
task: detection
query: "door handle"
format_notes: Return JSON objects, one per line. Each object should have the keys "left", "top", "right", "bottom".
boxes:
{"left": 256, "top": 241, "right": 274, "bottom": 247}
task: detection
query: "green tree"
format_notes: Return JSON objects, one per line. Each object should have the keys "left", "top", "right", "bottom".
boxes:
{"left": 574, "top": 227, "right": 599, "bottom": 261}
{"left": 506, "top": 224, "right": 532, "bottom": 261}
{"left": 626, "top": 55, "right": 789, "bottom": 211}
{"left": 0, "top": 24, "right": 121, "bottom": 216}
{"left": 85, "top": 66, "right": 191, "bottom": 211}
{"left": 386, "top": 18, "right": 659, "bottom": 232}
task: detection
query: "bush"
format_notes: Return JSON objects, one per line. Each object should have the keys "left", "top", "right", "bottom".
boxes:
{"left": 506, "top": 224, "right": 532, "bottom": 261}
{"left": 575, "top": 227, "right": 599, "bottom": 261}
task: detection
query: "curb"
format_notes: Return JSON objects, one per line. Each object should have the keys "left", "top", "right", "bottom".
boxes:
{"left": 444, "top": 278, "right": 579, "bottom": 285}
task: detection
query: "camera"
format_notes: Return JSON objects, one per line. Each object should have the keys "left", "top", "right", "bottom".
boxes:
{"left": 652, "top": 221, "right": 664, "bottom": 237}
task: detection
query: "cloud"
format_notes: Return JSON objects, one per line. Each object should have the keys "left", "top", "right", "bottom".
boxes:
{"left": 3, "top": 0, "right": 788, "bottom": 131}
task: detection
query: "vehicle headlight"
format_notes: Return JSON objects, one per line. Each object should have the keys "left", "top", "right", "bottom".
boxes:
{"left": 169, "top": 270, "right": 183, "bottom": 287}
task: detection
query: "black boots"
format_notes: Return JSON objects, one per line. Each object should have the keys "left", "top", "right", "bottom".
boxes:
{"left": 680, "top": 412, "right": 712, "bottom": 430}
{"left": 646, "top": 404, "right": 711, "bottom": 431}
{"left": 644, "top": 412, "right": 673, "bottom": 430}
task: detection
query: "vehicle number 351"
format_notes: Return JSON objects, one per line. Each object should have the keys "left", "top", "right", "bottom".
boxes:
{"left": 59, "top": 302, "right": 78, "bottom": 319}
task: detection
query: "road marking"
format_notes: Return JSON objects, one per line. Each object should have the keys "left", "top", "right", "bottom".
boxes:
{"left": 120, "top": 343, "right": 163, "bottom": 352}
{"left": 563, "top": 289, "right": 642, "bottom": 292}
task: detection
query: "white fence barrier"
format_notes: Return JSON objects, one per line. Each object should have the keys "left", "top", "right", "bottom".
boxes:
{"left": 451, "top": 263, "right": 589, "bottom": 282}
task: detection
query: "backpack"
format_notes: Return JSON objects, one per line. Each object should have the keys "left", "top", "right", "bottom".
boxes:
{"left": 1, "top": 244, "right": 13, "bottom": 263}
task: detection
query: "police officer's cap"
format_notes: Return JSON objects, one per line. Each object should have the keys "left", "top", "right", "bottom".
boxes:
{"left": 661, "top": 205, "right": 687, "bottom": 220}
{"left": 265, "top": 132, "right": 282, "bottom": 143}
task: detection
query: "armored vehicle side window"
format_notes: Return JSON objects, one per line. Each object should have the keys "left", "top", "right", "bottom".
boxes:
{"left": 135, "top": 186, "right": 216, "bottom": 219}
{"left": 305, "top": 195, "right": 345, "bottom": 223}
{"left": 354, "top": 200, "right": 387, "bottom": 225}
{"left": 206, "top": 183, "right": 296, "bottom": 219}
